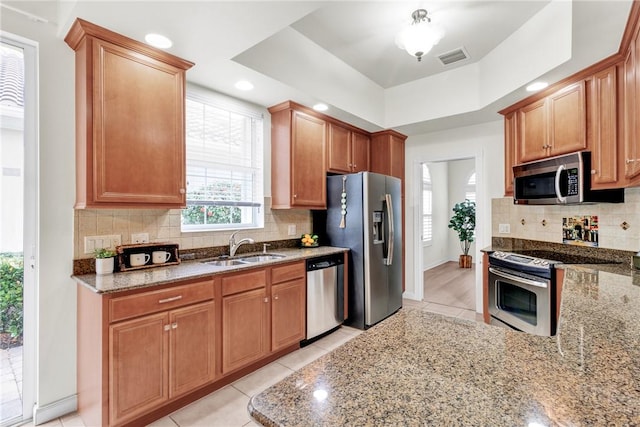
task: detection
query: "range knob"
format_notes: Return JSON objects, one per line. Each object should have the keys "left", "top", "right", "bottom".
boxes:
{"left": 541, "top": 261, "right": 549, "bottom": 266}
{"left": 533, "top": 259, "right": 541, "bottom": 264}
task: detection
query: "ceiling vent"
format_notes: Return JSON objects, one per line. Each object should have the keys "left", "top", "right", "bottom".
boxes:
{"left": 437, "top": 47, "right": 470, "bottom": 66}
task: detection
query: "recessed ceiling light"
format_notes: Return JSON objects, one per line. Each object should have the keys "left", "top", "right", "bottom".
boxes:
{"left": 145, "top": 33, "right": 172, "bottom": 49}
{"left": 526, "top": 81, "right": 548, "bottom": 92}
{"left": 313, "top": 103, "right": 328, "bottom": 112}
{"left": 235, "top": 80, "right": 254, "bottom": 91}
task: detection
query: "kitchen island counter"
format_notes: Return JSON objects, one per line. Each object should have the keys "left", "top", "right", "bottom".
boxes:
{"left": 249, "top": 264, "right": 640, "bottom": 426}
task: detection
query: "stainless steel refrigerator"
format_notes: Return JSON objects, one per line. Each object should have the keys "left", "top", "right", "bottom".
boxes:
{"left": 313, "top": 172, "right": 403, "bottom": 329}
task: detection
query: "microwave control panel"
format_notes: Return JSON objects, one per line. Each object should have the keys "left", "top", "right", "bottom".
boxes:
{"left": 567, "top": 167, "right": 579, "bottom": 196}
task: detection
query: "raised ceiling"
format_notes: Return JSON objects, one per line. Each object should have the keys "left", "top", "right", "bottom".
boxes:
{"left": 2, "top": 1, "right": 633, "bottom": 135}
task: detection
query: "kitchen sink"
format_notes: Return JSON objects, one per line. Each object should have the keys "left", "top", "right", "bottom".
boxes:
{"left": 202, "top": 259, "right": 248, "bottom": 266}
{"left": 237, "top": 254, "right": 286, "bottom": 263}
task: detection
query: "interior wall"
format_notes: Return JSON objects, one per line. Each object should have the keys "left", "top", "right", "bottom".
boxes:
{"left": 422, "top": 162, "right": 449, "bottom": 270}
{"left": 492, "top": 189, "right": 640, "bottom": 251}
{"left": 447, "top": 158, "right": 476, "bottom": 262}
{"left": 404, "top": 120, "right": 504, "bottom": 303}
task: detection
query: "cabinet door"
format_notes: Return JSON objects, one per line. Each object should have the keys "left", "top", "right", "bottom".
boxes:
{"left": 589, "top": 67, "right": 619, "bottom": 189}
{"left": 626, "top": 31, "right": 640, "bottom": 180}
{"left": 271, "top": 279, "right": 306, "bottom": 352}
{"left": 92, "top": 38, "right": 186, "bottom": 206}
{"left": 389, "top": 134, "right": 405, "bottom": 179}
{"left": 222, "top": 288, "right": 268, "bottom": 374}
{"left": 327, "top": 123, "right": 351, "bottom": 173}
{"left": 169, "top": 301, "right": 216, "bottom": 398}
{"left": 504, "top": 112, "right": 517, "bottom": 196}
{"left": 109, "top": 312, "right": 169, "bottom": 425}
{"left": 291, "top": 111, "right": 327, "bottom": 208}
{"left": 548, "top": 82, "right": 586, "bottom": 156}
{"left": 351, "top": 131, "right": 370, "bottom": 172}
{"left": 518, "top": 99, "right": 548, "bottom": 163}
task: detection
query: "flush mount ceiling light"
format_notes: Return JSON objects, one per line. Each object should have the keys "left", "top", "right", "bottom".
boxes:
{"left": 526, "top": 81, "right": 549, "bottom": 92}
{"left": 396, "top": 9, "right": 445, "bottom": 62}
{"left": 235, "top": 80, "right": 254, "bottom": 91}
{"left": 313, "top": 103, "right": 329, "bottom": 112}
{"left": 145, "top": 33, "right": 172, "bottom": 49}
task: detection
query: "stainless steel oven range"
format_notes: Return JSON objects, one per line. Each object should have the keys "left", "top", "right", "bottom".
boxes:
{"left": 488, "top": 251, "right": 561, "bottom": 336}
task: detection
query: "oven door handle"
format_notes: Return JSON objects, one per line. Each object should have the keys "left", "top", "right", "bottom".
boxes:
{"left": 489, "top": 267, "right": 548, "bottom": 288}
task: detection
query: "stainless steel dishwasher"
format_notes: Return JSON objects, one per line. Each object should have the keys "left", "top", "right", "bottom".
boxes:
{"left": 305, "top": 254, "right": 344, "bottom": 341}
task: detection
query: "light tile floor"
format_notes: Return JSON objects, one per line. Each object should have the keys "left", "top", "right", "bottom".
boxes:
{"left": 1, "top": 345, "right": 23, "bottom": 424}
{"left": 14, "top": 300, "right": 481, "bottom": 427}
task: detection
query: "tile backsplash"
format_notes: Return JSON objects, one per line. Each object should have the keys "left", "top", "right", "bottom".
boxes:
{"left": 73, "top": 197, "right": 312, "bottom": 259}
{"left": 492, "top": 187, "right": 640, "bottom": 252}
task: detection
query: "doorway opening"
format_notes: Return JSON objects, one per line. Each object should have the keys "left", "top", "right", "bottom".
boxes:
{"left": 419, "top": 158, "right": 477, "bottom": 317}
{"left": 0, "top": 36, "right": 37, "bottom": 427}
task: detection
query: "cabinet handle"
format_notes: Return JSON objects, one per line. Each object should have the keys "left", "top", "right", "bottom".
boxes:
{"left": 264, "top": 297, "right": 269, "bottom": 303}
{"left": 171, "top": 322, "right": 178, "bottom": 329}
{"left": 158, "top": 295, "right": 182, "bottom": 304}
{"left": 626, "top": 159, "right": 636, "bottom": 164}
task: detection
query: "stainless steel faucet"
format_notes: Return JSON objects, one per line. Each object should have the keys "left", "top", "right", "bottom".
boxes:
{"left": 229, "top": 231, "right": 255, "bottom": 257}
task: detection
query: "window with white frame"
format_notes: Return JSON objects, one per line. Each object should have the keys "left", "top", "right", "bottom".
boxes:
{"left": 465, "top": 171, "right": 476, "bottom": 203}
{"left": 422, "top": 164, "right": 432, "bottom": 243}
{"left": 181, "top": 91, "right": 264, "bottom": 231}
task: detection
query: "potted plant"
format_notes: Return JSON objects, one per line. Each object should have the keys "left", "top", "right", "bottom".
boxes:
{"left": 95, "top": 248, "right": 116, "bottom": 275}
{"left": 448, "top": 199, "right": 476, "bottom": 268}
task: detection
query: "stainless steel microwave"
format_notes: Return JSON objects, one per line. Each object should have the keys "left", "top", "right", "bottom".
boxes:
{"left": 513, "top": 152, "right": 624, "bottom": 205}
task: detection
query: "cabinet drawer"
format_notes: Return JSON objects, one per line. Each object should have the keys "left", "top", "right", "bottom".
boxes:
{"left": 222, "top": 270, "right": 267, "bottom": 296}
{"left": 271, "top": 261, "right": 305, "bottom": 284}
{"left": 110, "top": 279, "right": 214, "bottom": 323}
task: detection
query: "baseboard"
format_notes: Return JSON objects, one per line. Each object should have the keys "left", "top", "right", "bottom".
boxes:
{"left": 402, "top": 291, "right": 419, "bottom": 300}
{"left": 33, "top": 394, "right": 77, "bottom": 425}
{"left": 423, "top": 259, "right": 449, "bottom": 271}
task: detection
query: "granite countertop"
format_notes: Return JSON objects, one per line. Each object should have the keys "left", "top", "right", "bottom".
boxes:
{"left": 248, "top": 264, "right": 640, "bottom": 426}
{"left": 72, "top": 246, "right": 348, "bottom": 294}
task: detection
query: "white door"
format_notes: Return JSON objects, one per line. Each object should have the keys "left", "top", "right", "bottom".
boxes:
{"left": 0, "top": 35, "right": 37, "bottom": 427}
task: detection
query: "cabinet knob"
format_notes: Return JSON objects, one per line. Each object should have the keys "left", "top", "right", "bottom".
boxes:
{"left": 264, "top": 297, "right": 269, "bottom": 303}
{"left": 164, "top": 324, "right": 171, "bottom": 332}
{"left": 293, "top": 194, "right": 297, "bottom": 198}
{"left": 274, "top": 295, "right": 279, "bottom": 300}
{"left": 179, "top": 188, "right": 186, "bottom": 194}
{"left": 591, "top": 169, "right": 597, "bottom": 175}
{"left": 171, "top": 322, "right": 178, "bottom": 329}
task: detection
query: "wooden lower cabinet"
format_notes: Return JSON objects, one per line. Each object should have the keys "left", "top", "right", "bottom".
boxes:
{"left": 109, "top": 313, "right": 169, "bottom": 425}
{"left": 222, "top": 287, "right": 269, "bottom": 374}
{"left": 77, "top": 259, "right": 321, "bottom": 426}
{"left": 271, "top": 279, "right": 306, "bottom": 352}
{"left": 108, "top": 300, "right": 215, "bottom": 426}
{"left": 169, "top": 302, "right": 216, "bottom": 397}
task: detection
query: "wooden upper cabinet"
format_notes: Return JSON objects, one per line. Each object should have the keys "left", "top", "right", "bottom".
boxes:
{"left": 587, "top": 66, "right": 619, "bottom": 189}
{"left": 504, "top": 112, "right": 517, "bottom": 196}
{"left": 370, "top": 130, "right": 407, "bottom": 179}
{"left": 517, "top": 98, "right": 548, "bottom": 163}
{"left": 351, "top": 131, "right": 371, "bottom": 173}
{"left": 327, "top": 124, "right": 370, "bottom": 173}
{"left": 327, "top": 123, "right": 352, "bottom": 173}
{"left": 517, "top": 82, "right": 586, "bottom": 164}
{"left": 548, "top": 82, "right": 587, "bottom": 156}
{"left": 624, "top": 24, "right": 640, "bottom": 182}
{"left": 64, "top": 19, "right": 194, "bottom": 209}
{"left": 269, "top": 102, "right": 327, "bottom": 209}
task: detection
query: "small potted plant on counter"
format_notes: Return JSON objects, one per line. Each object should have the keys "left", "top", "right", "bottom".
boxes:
{"left": 448, "top": 199, "right": 476, "bottom": 268}
{"left": 95, "top": 248, "right": 116, "bottom": 275}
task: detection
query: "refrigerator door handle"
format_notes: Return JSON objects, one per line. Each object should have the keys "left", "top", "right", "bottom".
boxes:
{"left": 384, "top": 193, "right": 394, "bottom": 266}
